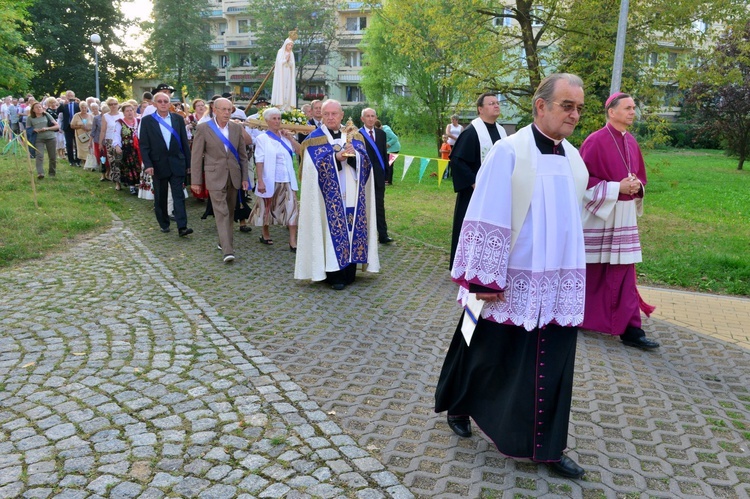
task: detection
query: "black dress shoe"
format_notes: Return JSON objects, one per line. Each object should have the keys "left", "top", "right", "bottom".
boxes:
{"left": 547, "top": 455, "right": 585, "bottom": 479}
{"left": 379, "top": 236, "right": 394, "bottom": 244}
{"left": 331, "top": 283, "right": 345, "bottom": 291}
{"left": 178, "top": 227, "right": 193, "bottom": 237}
{"left": 447, "top": 415, "right": 472, "bottom": 438}
{"left": 622, "top": 336, "right": 660, "bottom": 350}
{"left": 160, "top": 227, "right": 170, "bottom": 233}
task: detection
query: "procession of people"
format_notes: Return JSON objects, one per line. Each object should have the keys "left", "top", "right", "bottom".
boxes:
{"left": 1, "top": 57, "right": 664, "bottom": 482}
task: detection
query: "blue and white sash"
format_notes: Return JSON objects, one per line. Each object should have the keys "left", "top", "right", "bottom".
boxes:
{"left": 359, "top": 127, "right": 385, "bottom": 171}
{"left": 265, "top": 130, "right": 295, "bottom": 161}
{"left": 207, "top": 119, "right": 241, "bottom": 166}
{"left": 152, "top": 113, "right": 183, "bottom": 153}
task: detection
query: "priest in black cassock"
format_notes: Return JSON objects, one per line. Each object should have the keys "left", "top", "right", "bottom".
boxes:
{"left": 436, "top": 74, "right": 589, "bottom": 479}
{"left": 448, "top": 92, "right": 507, "bottom": 269}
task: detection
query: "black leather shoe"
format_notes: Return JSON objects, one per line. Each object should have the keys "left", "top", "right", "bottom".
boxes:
{"left": 547, "top": 455, "right": 585, "bottom": 479}
{"left": 622, "top": 336, "right": 660, "bottom": 350}
{"left": 379, "top": 236, "right": 394, "bottom": 244}
{"left": 178, "top": 227, "right": 193, "bottom": 237}
{"left": 160, "top": 227, "right": 170, "bottom": 233}
{"left": 331, "top": 283, "right": 345, "bottom": 291}
{"left": 447, "top": 415, "right": 471, "bottom": 438}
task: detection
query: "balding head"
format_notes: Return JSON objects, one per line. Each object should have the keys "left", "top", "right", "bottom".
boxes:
{"left": 321, "top": 99, "right": 344, "bottom": 131}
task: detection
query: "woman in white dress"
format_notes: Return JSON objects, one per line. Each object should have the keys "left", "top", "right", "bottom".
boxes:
{"left": 98, "top": 97, "right": 123, "bottom": 184}
{"left": 249, "top": 107, "right": 301, "bottom": 251}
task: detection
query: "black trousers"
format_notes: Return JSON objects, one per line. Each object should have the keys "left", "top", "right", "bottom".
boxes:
{"left": 374, "top": 184, "right": 388, "bottom": 240}
{"left": 153, "top": 175, "right": 187, "bottom": 230}
{"left": 64, "top": 128, "right": 78, "bottom": 164}
{"left": 436, "top": 317, "right": 579, "bottom": 462}
{"left": 325, "top": 263, "right": 357, "bottom": 286}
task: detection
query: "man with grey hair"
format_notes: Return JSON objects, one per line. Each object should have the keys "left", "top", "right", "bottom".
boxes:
{"left": 295, "top": 99, "right": 379, "bottom": 290}
{"left": 59, "top": 90, "right": 80, "bottom": 166}
{"left": 360, "top": 107, "right": 392, "bottom": 243}
{"left": 436, "top": 73, "right": 589, "bottom": 479}
{"left": 190, "top": 97, "right": 249, "bottom": 262}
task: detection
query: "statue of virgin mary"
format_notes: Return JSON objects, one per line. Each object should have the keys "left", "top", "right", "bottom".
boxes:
{"left": 270, "top": 30, "right": 297, "bottom": 111}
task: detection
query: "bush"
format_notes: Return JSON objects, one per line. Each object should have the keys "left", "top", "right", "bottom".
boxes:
{"left": 632, "top": 122, "right": 722, "bottom": 150}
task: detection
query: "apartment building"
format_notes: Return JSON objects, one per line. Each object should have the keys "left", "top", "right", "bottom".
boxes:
{"left": 201, "top": 0, "right": 371, "bottom": 106}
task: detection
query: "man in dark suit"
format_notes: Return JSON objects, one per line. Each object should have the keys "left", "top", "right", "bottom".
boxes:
{"left": 360, "top": 107, "right": 393, "bottom": 244}
{"left": 307, "top": 100, "right": 323, "bottom": 128}
{"left": 58, "top": 90, "right": 80, "bottom": 166}
{"left": 140, "top": 92, "right": 193, "bottom": 237}
{"left": 190, "top": 98, "right": 248, "bottom": 263}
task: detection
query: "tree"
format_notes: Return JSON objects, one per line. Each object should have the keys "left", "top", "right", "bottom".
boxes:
{"left": 246, "top": 0, "right": 338, "bottom": 100}
{"left": 144, "top": 0, "right": 214, "bottom": 99}
{"left": 361, "top": 0, "right": 484, "bottom": 149}
{"left": 556, "top": 0, "right": 747, "bottom": 142}
{"left": 0, "top": 0, "right": 33, "bottom": 94}
{"left": 684, "top": 21, "right": 750, "bottom": 170}
{"left": 24, "top": 0, "right": 139, "bottom": 98}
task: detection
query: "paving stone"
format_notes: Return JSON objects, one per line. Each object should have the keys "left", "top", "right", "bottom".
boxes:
{"left": 172, "top": 477, "right": 210, "bottom": 497}
{"left": 109, "top": 481, "right": 142, "bottom": 499}
{"left": 87, "top": 475, "right": 120, "bottom": 495}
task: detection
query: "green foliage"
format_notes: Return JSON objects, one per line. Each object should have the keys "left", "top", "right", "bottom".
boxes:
{"left": 245, "top": 0, "right": 338, "bottom": 95}
{"left": 25, "top": 0, "right": 139, "bottom": 98}
{"left": 144, "top": 0, "right": 215, "bottom": 99}
{"left": 0, "top": 0, "right": 33, "bottom": 94}
{"left": 682, "top": 20, "right": 750, "bottom": 170}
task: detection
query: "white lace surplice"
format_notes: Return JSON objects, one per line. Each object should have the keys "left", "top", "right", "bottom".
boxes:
{"left": 452, "top": 143, "right": 586, "bottom": 331}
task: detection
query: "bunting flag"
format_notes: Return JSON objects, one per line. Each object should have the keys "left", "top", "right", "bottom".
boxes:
{"left": 418, "top": 157, "right": 430, "bottom": 182}
{"left": 388, "top": 153, "right": 399, "bottom": 166}
{"left": 437, "top": 159, "right": 449, "bottom": 186}
{"left": 401, "top": 155, "right": 415, "bottom": 180}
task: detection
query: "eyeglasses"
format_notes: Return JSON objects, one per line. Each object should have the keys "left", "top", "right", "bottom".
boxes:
{"left": 552, "top": 101, "right": 584, "bottom": 115}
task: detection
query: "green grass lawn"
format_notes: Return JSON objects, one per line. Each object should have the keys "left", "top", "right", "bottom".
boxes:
{"left": 1, "top": 136, "right": 748, "bottom": 296}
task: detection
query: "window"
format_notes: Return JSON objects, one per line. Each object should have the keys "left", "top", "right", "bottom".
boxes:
{"left": 492, "top": 8, "right": 513, "bottom": 28}
{"left": 393, "top": 85, "right": 410, "bottom": 97}
{"left": 345, "top": 85, "right": 364, "bottom": 102}
{"left": 345, "top": 16, "right": 367, "bottom": 32}
{"left": 238, "top": 19, "right": 250, "bottom": 34}
{"left": 240, "top": 55, "right": 252, "bottom": 66}
{"left": 648, "top": 52, "right": 658, "bottom": 66}
{"left": 692, "top": 20, "right": 707, "bottom": 33}
{"left": 530, "top": 6, "right": 545, "bottom": 27}
{"left": 343, "top": 51, "right": 361, "bottom": 67}
{"left": 668, "top": 52, "right": 677, "bottom": 69}
{"left": 218, "top": 22, "right": 227, "bottom": 35}
{"left": 220, "top": 55, "right": 228, "bottom": 68}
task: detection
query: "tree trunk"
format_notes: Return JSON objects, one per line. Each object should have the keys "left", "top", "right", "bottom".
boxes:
{"left": 738, "top": 155, "right": 744, "bottom": 170}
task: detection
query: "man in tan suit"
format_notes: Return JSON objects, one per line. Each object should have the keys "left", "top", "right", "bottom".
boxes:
{"left": 190, "top": 98, "right": 249, "bottom": 263}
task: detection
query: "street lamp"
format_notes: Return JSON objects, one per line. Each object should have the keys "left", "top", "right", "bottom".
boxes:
{"left": 90, "top": 33, "right": 101, "bottom": 100}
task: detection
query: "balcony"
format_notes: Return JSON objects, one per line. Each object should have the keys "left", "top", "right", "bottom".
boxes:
{"left": 338, "top": 37, "right": 361, "bottom": 48}
{"left": 223, "top": 0, "right": 249, "bottom": 15}
{"left": 209, "top": 43, "right": 225, "bottom": 51}
{"left": 339, "top": 2, "right": 371, "bottom": 12}
{"left": 225, "top": 34, "right": 254, "bottom": 49}
{"left": 205, "top": 9, "right": 223, "bottom": 18}
{"left": 338, "top": 72, "right": 361, "bottom": 83}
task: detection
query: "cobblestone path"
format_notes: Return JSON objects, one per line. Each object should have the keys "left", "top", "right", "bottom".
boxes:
{"left": 2, "top": 194, "right": 750, "bottom": 498}
{"left": 0, "top": 220, "right": 409, "bottom": 499}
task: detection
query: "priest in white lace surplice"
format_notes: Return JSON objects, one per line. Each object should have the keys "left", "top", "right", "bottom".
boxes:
{"left": 579, "top": 92, "right": 659, "bottom": 350}
{"left": 435, "top": 74, "right": 590, "bottom": 479}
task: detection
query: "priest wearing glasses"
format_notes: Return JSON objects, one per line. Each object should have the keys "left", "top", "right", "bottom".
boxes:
{"left": 578, "top": 92, "right": 659, "bottom": 350}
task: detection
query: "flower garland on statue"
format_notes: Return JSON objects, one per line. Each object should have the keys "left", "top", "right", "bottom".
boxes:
{"left": 256, "top": 107, "right": 308, "bottom": 126}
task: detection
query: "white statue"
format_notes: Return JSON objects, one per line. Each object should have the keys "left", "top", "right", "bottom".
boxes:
{"left": 270, "top": 30, "right": 297, "bottom": 111}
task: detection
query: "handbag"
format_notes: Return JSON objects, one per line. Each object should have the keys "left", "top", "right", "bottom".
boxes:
{"left": 78, "top": 131, "right": 91, "bottom": 143}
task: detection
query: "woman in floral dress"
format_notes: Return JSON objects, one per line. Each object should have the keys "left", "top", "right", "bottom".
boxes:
{"left": 111, "top": 103, "right": 142, "bottom": 194}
